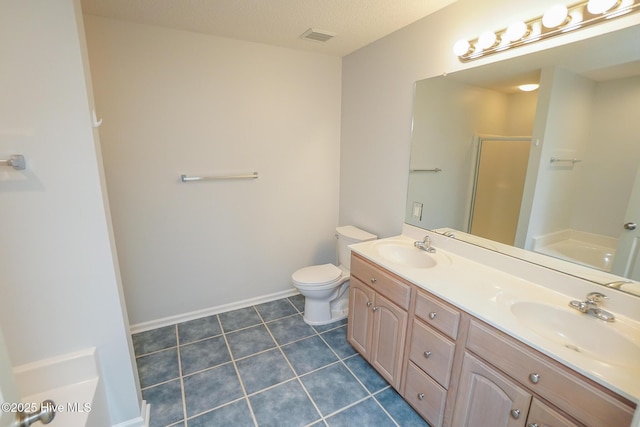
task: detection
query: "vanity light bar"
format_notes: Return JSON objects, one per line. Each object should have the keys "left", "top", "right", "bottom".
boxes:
{"left": 454, "top": 0, "right": 640, "bottom": 62}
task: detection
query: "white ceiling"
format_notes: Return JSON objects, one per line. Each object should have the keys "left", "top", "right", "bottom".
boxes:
{"left": 80, "top": 0, "right": 457, "bottom": 57}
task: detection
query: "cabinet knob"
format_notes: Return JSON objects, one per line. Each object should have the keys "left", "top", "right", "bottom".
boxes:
{"left": 529, "top": 373, "right": 540, "bottom": 384}
{"left": 366, "top": 301, "right": 372, "bottom": 307}
{"left": 423, "top": 351, "right": 432, "bottom": 358}
{"left": 510, "top": 409, "right": 521, "bottom": 419}
{"left": 370, "top": 278, "right": 377, "bottom": 283}
{"left": 429, "top": 312, "right": 437, "bottom": 319}
{"left": 417, "top": 393, "right": 425, "bottom": 400}
{"left": 372, "top": 306, "right": 380, "bottom": 311}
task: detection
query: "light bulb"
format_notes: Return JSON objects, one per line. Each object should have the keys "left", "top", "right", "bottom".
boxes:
{"left": 587, "top": 0, "right": 618, "bottom": 14}
{"left": 453, "top": 39, "right": 471, "bottom": 56}
{"left": 542, "top": 4, "right": 569, "bottom": 28}
{"left": 477, "top": 31, "right": 498, "bottom": 50}
{"left": 504, "top": 21, "right": 529, "bottom": 42}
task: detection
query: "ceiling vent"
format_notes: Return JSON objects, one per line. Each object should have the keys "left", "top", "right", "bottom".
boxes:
{"left": 300, "top": 28, "right": 335, "bottom": 43}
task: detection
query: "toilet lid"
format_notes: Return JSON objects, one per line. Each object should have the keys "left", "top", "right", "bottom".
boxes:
{"left": 292, "top": 264, "right": 343, "bottom": 286}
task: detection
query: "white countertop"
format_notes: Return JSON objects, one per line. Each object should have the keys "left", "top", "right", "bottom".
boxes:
{"left": 349, "top": 228, "right": 640, "bottom": 407}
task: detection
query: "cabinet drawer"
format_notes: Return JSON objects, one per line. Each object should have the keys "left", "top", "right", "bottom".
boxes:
{"left": 409, "top": 320, "right": 455, "bottom": 388}
{"left": 350, "top": 255, "right": 411, "bottom": 310}
{"left": 404, "top": 362, "right": 447, "bottom": 427}
{"left": 414, "top": 291, "right": 460, "bottom": 339}
{"left": 467, "top": 321, "right": 634, "bottom": 427}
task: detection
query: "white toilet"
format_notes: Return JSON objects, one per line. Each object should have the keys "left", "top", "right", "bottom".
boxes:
{"left": 292, "top": 225, "right": 377, "bottom": 325}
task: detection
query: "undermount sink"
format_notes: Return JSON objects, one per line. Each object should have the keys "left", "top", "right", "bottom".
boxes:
{"left": 373, "top": 240, "right": 444, "bottom": 268}
{"left": 510, "top": 301, "right": 640, "bottom": 369}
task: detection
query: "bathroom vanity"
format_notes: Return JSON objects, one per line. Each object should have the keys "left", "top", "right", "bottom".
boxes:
{"left": 348, "top": 225, "right": 640, "bottom": 427}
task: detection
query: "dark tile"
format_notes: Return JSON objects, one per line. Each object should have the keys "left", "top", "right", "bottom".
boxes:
{"left": 142, "top": 379, "right": 183, "bottom": 427}
{"left": 288, "top": 294, "right": 305, "bottom": 312}
{"left": 236, "top": 349, "right": 295, "bottom": 394}
{"left": 250, "top": 380, "right": 320, "bottom": 427}
{"left": 255, "top": 299, "right": 298, "bottom": 322}
{"left": 281, "top": 336, "right": 338, "bottom": 375}
{"left": 326, "top": 397, "right": 396, "bottom": 427}
{"left": 375, "top": 388, "right": 429, "bottom": 426}
{"left": 187, "top": 399, "right": 254, "bottom": 427}
{"left": 300, "top": 363, "right": 368, "bottom": 416}
{"left": 180, "top": 335, "right": 231, "bottom": 375}
{"left": 226, "top": 324, "right": 276, "bottom": 359}
{"left": 267, "top": 314, "right": 316, "bottom": 345}
{"left": 219, "top": 307, "right": 261, "bottom": 332}
{"left": 132, "top": 325, "right": 177, "bottom": 356}
{"left": 183, "top": 363, "right": 244, "bottom": 417}
{"left": 344, "top": 355, "right": 388, "bottom": 393}
{"left": 137, "top": 348, "right": 179, "bottom": 388}
{"left": 313, "top": 318, "right": 348, "bottom": 333}
{"left": 320, "top": 326, "right": 356, "bottom": 359}
{"left": 178, "top": 315, "right": 221, "bottom": 344}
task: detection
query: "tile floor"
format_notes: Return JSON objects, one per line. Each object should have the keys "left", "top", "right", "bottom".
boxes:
{"left": 132, "top": 294, "right": 430, "bottom": 427}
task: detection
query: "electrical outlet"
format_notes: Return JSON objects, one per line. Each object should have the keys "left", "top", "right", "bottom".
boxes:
{"left": 412, "top": 202, "right": 423, "bottom": 220}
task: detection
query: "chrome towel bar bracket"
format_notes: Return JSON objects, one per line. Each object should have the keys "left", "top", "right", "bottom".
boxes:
{"left": 0, "top": 154, "right": 26, "bottom": 170}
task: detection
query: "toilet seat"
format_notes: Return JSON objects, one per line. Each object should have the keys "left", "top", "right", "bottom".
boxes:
{"left": 292, "top": 264, "right": 344, "bottom": 288}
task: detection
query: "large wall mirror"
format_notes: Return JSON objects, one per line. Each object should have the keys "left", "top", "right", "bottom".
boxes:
{"left": 405, "top": 24, "right": 640, "bottom": 297}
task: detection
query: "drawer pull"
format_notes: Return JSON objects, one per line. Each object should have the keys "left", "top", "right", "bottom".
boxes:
{"left": 529, "top": 373, "right": 540, "bottom": 384}
{"left": 372, "top": 306, "right": 380, "bottom": 312}
{"left": 366, "top": 301, "right": 372, "bottom": 307}
{"left": 418, "top": 393, "right": 425, "bottom": 400}
{"left": 428, "top": 312, "right": 437, "bottom": 319}
{"left": 370, "top": 278, "right": 377, "bottom": 283}
{"left": 527, "top": 424, "right": 539, "bottom": 427}
{"left": 510, "top": 409, "right": 521, "bottom": 419}
{"left": 423, "top": 351, "right": 432, "bottom": 358}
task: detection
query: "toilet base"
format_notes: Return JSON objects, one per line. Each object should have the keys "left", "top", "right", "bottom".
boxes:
{"left": 301, "top": 283, "right": 350, "bottom": 326}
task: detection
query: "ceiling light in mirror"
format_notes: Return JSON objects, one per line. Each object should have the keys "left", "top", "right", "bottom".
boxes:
{"left": 519, "top": 83, "right": 540, "bottom": 91}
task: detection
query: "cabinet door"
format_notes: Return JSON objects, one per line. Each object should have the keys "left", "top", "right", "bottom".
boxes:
{"left": 370, "top": 293, "right": 407, "bottom": 388}
{"left": 453, "top": 353, "right": 532, "bottom": 427}
{"left": 347, "top": 278, "right": 375, "bottom": 358}
{"left": 526, "top": 399, "right": 579, "bottom": 427}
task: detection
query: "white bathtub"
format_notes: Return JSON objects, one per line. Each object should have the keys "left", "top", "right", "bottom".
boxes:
{"left": 532, "top": 230, "right": 617, "bottom": 272}
{"left": 13, "top": 348, "right": 110, "bottom": 427}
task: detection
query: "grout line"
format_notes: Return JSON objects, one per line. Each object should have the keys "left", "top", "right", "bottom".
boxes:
{"left": 175, "top": 324, "right": 189, "bottom": 426}
{"left": 139, "top": 296, "right": 415, "bottom": 426}
{"left": 220, "top": 313, "right": 259, "bottom": 427}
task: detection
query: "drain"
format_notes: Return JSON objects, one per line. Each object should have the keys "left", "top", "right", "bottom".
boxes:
{"left": 565, "top": 344, "right": 580, "bottom": 352}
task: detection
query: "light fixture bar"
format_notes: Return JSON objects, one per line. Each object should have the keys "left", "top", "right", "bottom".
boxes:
{"left": 455, "top": 0, "right": 640, "bottom": 62}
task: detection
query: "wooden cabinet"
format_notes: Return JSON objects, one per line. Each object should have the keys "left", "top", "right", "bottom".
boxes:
{"left": 526, "top": 399, "right": 579, "bottom": 427}
{"left": 347, "top": 255, "right": 636, "bottom": 427}
{"left": 347, "top": 255, "right": 409, "bottom": 388}
{"left": 466, "top": 321, "right": 634, "bottom": 427}
{"left": 453, "top": 352, "right": 532, "bottom": 426}
{"left": 403, "top": 290, "right": 461, "bottom": 426}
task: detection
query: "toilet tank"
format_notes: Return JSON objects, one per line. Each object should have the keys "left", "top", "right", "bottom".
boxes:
{"left": 336, "top": 225, "right": 377, "bottom": 270}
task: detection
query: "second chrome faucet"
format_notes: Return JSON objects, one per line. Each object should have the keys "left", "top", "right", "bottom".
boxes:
{"left": 569, "top": 292, "right": 615, "bottom": 322}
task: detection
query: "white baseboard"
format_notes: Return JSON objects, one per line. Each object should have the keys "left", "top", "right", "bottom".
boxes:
{"left": 112, "top": 400, "right": 149, "bottom": 427}
{"left": 130, "top": 288, "right": 300, "bottom": 334}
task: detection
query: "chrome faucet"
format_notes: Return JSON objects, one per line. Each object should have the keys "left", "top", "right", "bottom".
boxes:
{"left": 568, "top": 292, "right": 615, "bottom": 322}
{"left": 414, "top": 235, "right": 436, "bottom": 253}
